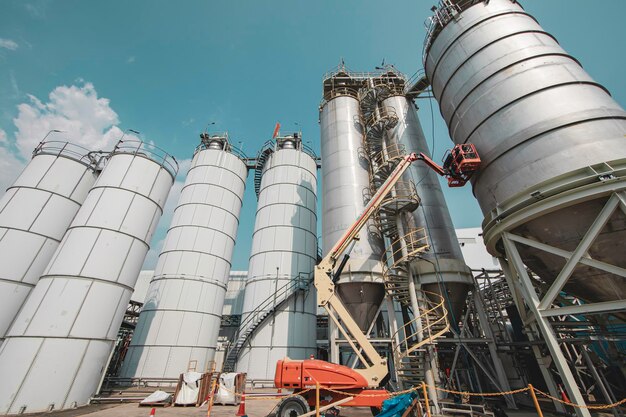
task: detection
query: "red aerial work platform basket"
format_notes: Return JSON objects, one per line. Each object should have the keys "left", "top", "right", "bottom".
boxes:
{"left": 443, "top": 143, "right": 481, "bottom": 187}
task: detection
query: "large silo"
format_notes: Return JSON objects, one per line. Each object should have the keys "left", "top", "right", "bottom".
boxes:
{"left": 235, "top": 135, "right": 318, "bottom": 382}
{"left": 120, "top": 134, "right": 247, "bottom": 380}
{"left": 381, "top": 95, "right": 473, "bottom": 323}
{"left": 320, "top": 76, "right": 386, "bottom": 331}
{"left": 0, "top": 141, "right": 98, "bottom": 340}
{"left": 424, "top": 0, "right": 626, "bottom": 310}
{"left": 0, "top": 140, "right": 176, "bottom": 414}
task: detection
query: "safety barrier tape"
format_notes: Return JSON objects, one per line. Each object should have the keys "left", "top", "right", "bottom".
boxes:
{"left": 215, "top": 381, "right": 626, "bottom": 409}
{"left": 532, "top": 387, "right": 626, "bottom": 410}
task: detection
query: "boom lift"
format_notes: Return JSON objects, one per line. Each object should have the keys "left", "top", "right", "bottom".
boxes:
{"left": 273, "top": 145, "right": 480, "bottom": 416}
{"left": 417, "top": 143, "right": 481, "bottom": 187}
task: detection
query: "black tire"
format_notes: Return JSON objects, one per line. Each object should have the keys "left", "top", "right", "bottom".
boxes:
{"left": 277, "top": 395, "right": 310, "bottom": 417}
{"left": 370, "top": 406, "right": 381, "bottom": 416}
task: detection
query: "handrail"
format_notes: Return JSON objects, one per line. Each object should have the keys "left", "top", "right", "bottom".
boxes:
{"left": 382, "top": 228, "right": 430, "bottom": 275}
{"left": 369, "top": 142, "right": 406, "bottom": 171}
{"left": 375, "top": 181, "right": 420, "bottom": 214}
{"left": 363, "top": 106, "right": 398, "bottom": 131}
{"left": 113, "top": 139, "right": 179, "bottom": 179}
{"left": 194, "top": 133, "right": 247, "bottom": 161}
{"left": 233, "top": 272, "right": 313, "bottom": 342}
{"left": 33, "top": 140, "right": 101, "bottom": 168}
{"left": 392, "top": 290, "right": 450, "bottom": 357}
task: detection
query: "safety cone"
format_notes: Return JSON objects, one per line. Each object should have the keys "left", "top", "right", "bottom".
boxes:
{"left": 236, "top": 392, "right": 247, "bottom": 417}
{"left": 149, "top": 407, "right": 156, "bottom": 416}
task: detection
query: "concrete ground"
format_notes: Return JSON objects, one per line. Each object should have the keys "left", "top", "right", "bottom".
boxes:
{"left": 23, "top": 392, "right": 612, "bottom": 417}
{"left": 23, "top": 403, "right": 596, "bottom": 417}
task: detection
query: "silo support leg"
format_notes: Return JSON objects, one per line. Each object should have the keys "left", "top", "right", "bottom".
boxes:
{"left": 502, "top": 234, "right": 591, "bottom": 417}
{"left": 499, "top": 259, "right": 566, "bottom": 414}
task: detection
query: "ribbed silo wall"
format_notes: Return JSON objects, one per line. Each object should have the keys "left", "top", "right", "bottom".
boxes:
{"left": 424, "top": 0, "right": 626, "bottom": 303}
{"left": 381, "top": 96, "right": 473, "bottom": 322}
{"left": 0, "top": 142, "right": 97, "bottom": 340}
{"left": 320, "top": 95, "right": 386, "bottom": 330}
{"left": 0, "top": 142, "right": 176, "bottom": 414}
{"left": 120, "top": 145, "right": 247, "bottom": 379}
{"left": 236, "top": 147, "right": 318, "bottom": 381}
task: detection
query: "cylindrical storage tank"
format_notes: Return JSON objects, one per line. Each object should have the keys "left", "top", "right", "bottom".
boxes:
{"left": 320, "top": 94, "right": 386, "bottom": 331}
{"left": 0, "top": 141, "right": 98, "bottom": 340}
{"left": 120, "top": 136, "right": 247, "bottom": 380}
{"left": 0, "top": 141, "right": 176, "bottom": 414}
{"left": 424, "top": 0, "right": 626, "bottom": 304}
{"left": 236, "top": 138, "right": 318, "bottom": 382}
{"left": 382, "top": 96, "right": 473, "bottom": 323}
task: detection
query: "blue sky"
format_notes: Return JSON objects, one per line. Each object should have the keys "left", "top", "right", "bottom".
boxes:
{"left": 1, "top": 1, "right": 625, "bottom": 271}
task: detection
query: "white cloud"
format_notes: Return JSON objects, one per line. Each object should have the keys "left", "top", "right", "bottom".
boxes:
{"left": 0, "top": 128, "right": 26, "bottom": 193}
{"left": 0, "top": 149, "right": 25, "bottom": 193}
{"left": 0, "top": 81, "right": 130, "bottom": 199}
{"left": 0, "top": 39, "right": 18, "bottom": 51}
{"left": 126, "top": 56, "right": 136, "bottom": 64}
{"left": 13, "top": 82, "right": 122, "bottom": 159}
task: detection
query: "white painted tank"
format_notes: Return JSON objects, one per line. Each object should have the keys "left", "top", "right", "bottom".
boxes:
{"left": 0, "top": 141, "right": 98, "bottom": 341}
{"left": 235, "top": 136, "right": 318, "bottom": 382}
{"left": 0, "top": 140, "right": 176, "bottom": 414}
{"left": 120, "top": 135, "right": 247, "bottom": 379}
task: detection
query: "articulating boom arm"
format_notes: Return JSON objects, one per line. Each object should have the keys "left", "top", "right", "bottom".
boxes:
{"left": 314, "top": 153, "right": 418, "bottom": 387}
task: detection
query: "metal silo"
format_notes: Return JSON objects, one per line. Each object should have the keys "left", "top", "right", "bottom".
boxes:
{"left": 424, "top": 0, "right": 626, "bottom": 313}
{"left": 381, "top": 95, "right": 473, "bottom": 322}
{"left": 424, "top": 0, "right": 626, "bottom": 412}
{"left": 0, "top": 140, "right": 176, "bottom": 414}
{"left": 120, "top": 134, "right": 247, "bottom": 380}
{"left": 320, "top": 74, "right": 386, "bottom": 332}
{"left": 233, "top": 134, "right": 318, "bottom": 382}
{"left": 0, "top": 141, "right": 98, "bottom": 341}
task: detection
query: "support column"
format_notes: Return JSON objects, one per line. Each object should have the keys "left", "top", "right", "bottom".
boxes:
{"left": 472, "top": 291, "right": 516, "bottom": 408}
{"left": 499, "top": 259, "right": 567, "bottom": 413}
{"left": 501, "top": 235, "right": 591, "bottom": 417}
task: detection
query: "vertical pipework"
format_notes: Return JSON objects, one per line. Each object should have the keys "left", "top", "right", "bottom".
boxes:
{"left": 320, "top": 93, "right": 386, "bottom": 331}
{"left": 381, "top": 95, "right": 472, "bottom": 322}
{"left": 120, "top": 135, "right": 247, "bottom": 380}
{"left": 0, "top": 142, "right": 98, "bottom": 341}
{"left": 0, "top": 141, "right": 176, "bottom": 414}
{"left": 236, "top": 136, "right": 318, "bottom": 382}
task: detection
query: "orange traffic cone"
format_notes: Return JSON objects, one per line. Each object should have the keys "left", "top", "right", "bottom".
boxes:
{"left": 149, "top": 407, "right": 156, "bottom": 416}
{"left": 236, "top": 392, "right": 247, "bottom": 417}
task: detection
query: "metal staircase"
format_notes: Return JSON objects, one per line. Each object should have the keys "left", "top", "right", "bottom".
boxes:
{"left": 357, "top": 76, "right": 450, "bottom": 389}
{"left": 381, "top": 228, "right": 430, "bottom": 305}
{"left": 404, "top": 70, "right": 430, "bottom": 100}
{"left": 393, "top": 291, "right": 450, "bottom": 386}
{"left": 254, "top": 141, "right": 275, "bottom": 198}
{"left": 222, "top": 274, "right": 312, "bottom": 372}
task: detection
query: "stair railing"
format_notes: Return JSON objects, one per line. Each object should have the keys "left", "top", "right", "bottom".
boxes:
{"left": 393, "top": 290, "right": 450, "bottom": 358}
{"left": 223, "top": 272, "right": 313, "bottom": 367}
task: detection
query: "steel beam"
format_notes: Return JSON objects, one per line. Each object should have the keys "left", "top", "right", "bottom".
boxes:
{"left": 538, "top": 196, "right": 619, "bottom": 310}
{"left": 502, "top": 234, "right": 591, "bottom": 417}
{"left": 540, "top": 300, "right": 626, "bottom": 317}
{"left": 506, "top": 234, "right": 626, "bottom": 279}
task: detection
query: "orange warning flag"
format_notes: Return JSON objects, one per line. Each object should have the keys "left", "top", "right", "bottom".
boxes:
{"left": 272, "top": 122, "right": 281, "bottom": 139}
